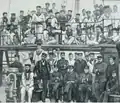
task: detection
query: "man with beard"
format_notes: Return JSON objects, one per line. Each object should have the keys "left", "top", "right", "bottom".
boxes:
{"left": 34, "top": 53, "right": 51, "bottom": 102}
{"left": 57, "top": 52, "right": 68, "bottom": 77}
{"left": 21, "top": 64, "right": 34, "bottom": 102}
{"left": 93, "top": 55, "right": 107, "bottom": 102}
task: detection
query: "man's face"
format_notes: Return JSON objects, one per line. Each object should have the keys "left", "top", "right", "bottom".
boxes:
{"left": 62, "top": 6, "right": 66, "bottom": 10}
{"left": 78, "top": 54, "right": 83, "bottom": 60}
{"left": 20, "top": 12, "right": 24, "bottom": 16}
{"left": 61, "top": 54, "right": 65, "bottom": 59}
{"left": 68, "top": 11, "right": 72, "bottom": 15}
{"left": 49, "top": 54, "right": 54, "bottom": 59}
{"left": 11, "top": 15, "right": 16, "bottom": 18}
{"left": 90, "top": 54, "right": 95, "bottom": 60}
{"left": 52, "top": 3, "right": 56, "bottom": 8}
{"left": 69, "top": 54, "right": 73, "bottom": 60}
{"left": 75, "top": 54, "right": 78, "bottom": 60}
{"left": 76, "top": 15, "right": 80, "bottom": 19}
{"left": 113, "top": 5, "right": 118, "bottom": 12}
{"left": 96, "top": 27, "right": 101, "bottom": 33}
{"left": 84, "top": 69, "right": 89, "bottom": 74}
{"left": 82, "top": 9, "right": 86, "bottom": 15}
{"left": 41, "top": 55, "right": 46, "bottom": 60}
{"left": 36, "top": 7, "right": 41, "bottom": 13}
{"left": 3, "top": 14, "right": 7, "bottom": 17}
{"left": 15, "top": 57, "right": 19, "bottom": 61}
{"left": 46, "top": 4, "right": 50, "bottom": 8}
{"left": 60, "top": 11, "right": 65, "bottom": 16}
{"left": 25, "top": 66, "right": 30, "bottom": 71}
{"left": 55, "top": 13, "right": 60, "bottom": 18}
{"left": 69, "top": 68, "right": 73, "bottom": 73}
{"left": 109, "top": 58, "right": 114, "bottom": 65}
{"left": 97, "top": 58, "right": 103, "bottom": 63}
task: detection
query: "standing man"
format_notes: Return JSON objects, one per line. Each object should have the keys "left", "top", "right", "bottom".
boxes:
{"left": 51, "top": 3, "right": 58, "bottom": 14}
{"left": 106, "top": 55, "right": 118, "bottom": 81}
{"left": 93, "top": 55, "right": 107, "bottom": 102}
{"left": 34, "top": 53, "right": 51, "bottom": 102}
{"left": 74, "top": 53, "right": 87, "bottom": 75}
{"left": 57, "top": 52, "right": 68, "bottom": 77}
{"left": 68, "top": 53, "right": 75, "bottom": 66}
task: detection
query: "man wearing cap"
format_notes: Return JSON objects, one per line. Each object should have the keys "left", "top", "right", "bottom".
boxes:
{"left": 74, "top": 53, "right": 87, "bottom": 75}
{"left": 64, "top": 65, "right": 78, "bottom": 102}
{"left": 34, "top": 53, "right": 50, "bottom": 101}
{"left": 66, "top": 10, "right": 73, "bottom": 22}
{"left": 68, "top": 53, "right": 75, "bottom": 66}
{"left": 106, "top": 55, "right": 118, "bottom": 81}
{"left": 33, "top": 44, "right": 45, "bottom": 64}
{"left": 48, "top": 52, "right": 57, "bottom": 73}
{"left": 49, "top": 65, "right": 63, "bottom": 102}
{"left": 71, "top": 13, "right": 81, "bottom": 23}
{"left": 32, "top": 6, "right": 45, "bottom": 24}
{"left": 0, "top": 12, "right": 8, "bottom": 25}
{"left": 93, "top": 55, "right": 107, "bottom": 102}
{"left": 58, "top": 10, "right": 67, "bottom": 31}
{"left": 57, "top": 52, "right": 68, "bottom": 77}
{"left": 9, "top": 13, "right": 18, "bottom": 25}
{"left": 64, "top": 24, "right": 74, "bottom": 45}
{"left": 103, "top": 70, "right": 119, "bottom": 102}
{"left": 51, "top": 3, "right": 58, "bottom": 15}
{"left": 77, "top": 66, "right": 92, "bottom": 102}
{"left": 21, "top": 64, "right": 34, "bottom": 102}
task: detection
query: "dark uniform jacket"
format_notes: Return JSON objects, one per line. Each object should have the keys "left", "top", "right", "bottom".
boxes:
{"left": 50, "top": 71, "right": 63, "bottom": 84}
{"left": 57, "top": 58, "right": 68, "bottom": 72}
{"left": 106, "top": 77, "right": 118, "bottom": 93}
{"left": 79, "top": 73, "right": 92, "bottom": 85}
{"left": 106, "top": 63, "right": 118, "bottom": 80}
{"left": 93, "top": 62, "right": 107, "bottom": 82}
{"left": 10, "top": 61, "right": 23, "bottom": 73}
{"left": 64, "top": 71, "right": 78, "bottom": 83}
{"left": 34, "top": 60, "right": 51, "bottom": 80}
{"left": 74, "top": 59, "right": 87, "bottom": 74}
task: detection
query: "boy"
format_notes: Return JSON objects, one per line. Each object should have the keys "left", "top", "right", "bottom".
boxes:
{"left": 21, "top": 64, "right": 34, "bottom": 102}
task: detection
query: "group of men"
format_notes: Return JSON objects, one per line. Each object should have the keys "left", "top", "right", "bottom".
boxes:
{"left": 9, "top": 45, "right": 119, "bottom": 102}
{"left": 1, "top": 2, "right": 120, "bottom": 46}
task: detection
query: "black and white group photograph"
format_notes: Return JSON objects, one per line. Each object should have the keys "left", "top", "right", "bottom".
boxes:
{"left": 0, "top": 0, "right": 120, "bottom": 102}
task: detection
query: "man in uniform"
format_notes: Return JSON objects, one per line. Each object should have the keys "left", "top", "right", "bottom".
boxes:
{"left": 49, "top": 65, "right": 63, "bottom": 102}
{"left": 34, "top": 53, "right": 50, "bottom": 102}
{"left": 106, "top": 55, "right": 118, "bottom": 81}
{"left": 103, "top": 70, "right": 119, "bottom": 102}
{"left": 77, "top": 66, "right": 92, "bottom": 102}
{"left": 57, "top": 52, "right": 68, "bottom": 77}
{"left": 74, "top": 53, "right": 87, "bottom": 75}
{"left": 93, "top": 55, "right": 108, "bottom": 102}
{"left": 47, "top": 52, "right": 57, "bottom": 73}
{"left": 64, "top": 65, "right": 78, "bottom": 102}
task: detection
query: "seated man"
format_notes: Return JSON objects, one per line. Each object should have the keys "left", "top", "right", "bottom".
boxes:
{"left": 77, "top": 66, "right": 92, "bottom": 102}
{"left": 103, "top": 70, "right": 119, "bottom": 102}
{"left": 49, "top": 65, "right": 63, "bottom": 102}
{"left": 21, "top": 64, "right": 34, "bottom": 103}
{"left": 63, "top": 24, "right": 74, "bottom": 45}
{"left": 64, "top": 65, "right": 78, "bottom": 102}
